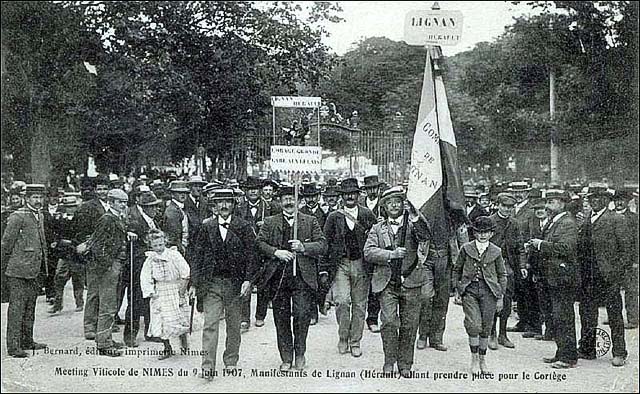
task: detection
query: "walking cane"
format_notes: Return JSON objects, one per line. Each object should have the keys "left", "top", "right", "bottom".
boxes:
{"left": 129, "top": 239, "right": 134, "bottom": 343}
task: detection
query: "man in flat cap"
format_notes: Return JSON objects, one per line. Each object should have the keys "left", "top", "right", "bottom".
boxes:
{"left": 77, "top": 189, "right": 132, "bottom": 356}
{"left": 487, "top": 192, "right": 526, "bottom": 350}
{"left": 526, "top": 190, "right": 578, "bottom": 369}
{"left": 2, "top": 184, "right": 49, "bottom": 357}
{"left": 576, "top": 189, "right": 631, "bottom": 367}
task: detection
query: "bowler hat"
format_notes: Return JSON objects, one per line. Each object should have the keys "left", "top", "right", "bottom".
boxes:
{"left": 241, "top": 176, "right": 263, "bottom": 190}
{"left": 137, "top": 191, "right": 161, "bottom": 206}
{"left": 497, "top": 192, "right": 517, "bottom": 206}
{"left": 472, "top": 216, "right": 495, "bottom": 232}
{"left": 301, "top": 183, "right": 320, "bottom": 197}
{"left": 95, "top": 174, "right": 110, "bottom": 186}
{"left": 363, "top": 175, "right": 382, "bottom": 189}
{"left": 262, "top": 179, "right": 279, "bottom": 189}
{"left": 277, "top": 183, "right": 296, "bottom": 198}
{"left": 339, "top": 178, "right": 361, "bottom": 194}
{"left": 613, "top": 190, "right": 631, "bottom": 201}
{"left": 323, "top": 186, "right": 340, "bottom": 197}
{"left": 168, "top": 181, "right": 190, "bottom": 193}
{"left": 380, "top": 186, "right": 405, "bottom": 204}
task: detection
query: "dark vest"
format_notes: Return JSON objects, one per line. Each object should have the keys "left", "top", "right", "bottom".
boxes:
{"left": 344, "top": 218, "right": 362, "bottom": 260}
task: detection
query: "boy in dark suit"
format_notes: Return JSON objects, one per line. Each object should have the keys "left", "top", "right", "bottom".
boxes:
{"left": 454, "top": 216, "right": 507, "bottom": 374}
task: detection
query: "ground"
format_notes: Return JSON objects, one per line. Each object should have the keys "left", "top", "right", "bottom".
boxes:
{"left": 1, "top": 283, "right": 638, "bottom": 393}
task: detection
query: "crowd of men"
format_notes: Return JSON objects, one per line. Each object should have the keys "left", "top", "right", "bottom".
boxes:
{"left": 1, "top": 172, "right": 638, "bottom": 377}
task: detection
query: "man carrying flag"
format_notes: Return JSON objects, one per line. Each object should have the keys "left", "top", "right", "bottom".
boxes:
{"left": 409, "top": 47, "right": 468, "bottom": 353}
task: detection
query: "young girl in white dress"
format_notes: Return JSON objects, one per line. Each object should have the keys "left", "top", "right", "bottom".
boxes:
{"left": 140, "top": 229, "right": 191, "bottom": 360}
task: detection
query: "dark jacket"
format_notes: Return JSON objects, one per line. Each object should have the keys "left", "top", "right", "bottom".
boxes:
{"left": 489, "top": 213, "right": 526, "bottom": 275}
{"left": 126, "top": 205, "right": 159, "bottom": 280}
{"left": 324, "top": 205, "right": 377, "bottom": 275}
{"left": 237, "top": 199, "right": 279, "bottom": 233}
{"left": 256, "top": 212, "right": 327, "bottom": 292}
{"left": 163, "top": 200, "right": 187, "bottom": 254}
{"left": 363, "top": 217, "right": 430, "bottom": 293}
{"left": 85, "top": 211, "right": 128, "bottom": 275}
{"left": 300, "top": 205, "right": 327, "bottom": 232}
{"left": 536, "top": 212, "right": 578, "bottom": 289}
{"left": 72, "top": 198, "right": 107, "bottom": 245}
{"left": 589, "top": 210, "right": 632, "bottom": 284}
{"left": 454, "top": 241, "right": 508, "bottom": 298}
{"left": 1, "top": 207, "right": 49, "bottom": 279}
{"left": 192, "top": 214, "right": 258, "bottom": 287}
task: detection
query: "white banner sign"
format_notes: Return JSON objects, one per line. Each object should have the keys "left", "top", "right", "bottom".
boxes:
{"left": 404, "top": 10, "right": 463, "bottom": 46}
{"left": 270, "top": 145, "right": 322, "bottom": 173}
{"left": 271, "top": 96, "right": 322, "bottom": 108}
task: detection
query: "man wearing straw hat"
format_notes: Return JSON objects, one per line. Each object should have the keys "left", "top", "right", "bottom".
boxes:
{"left": 193, "top": 188, "right": 258, "bottom": 380}
{"left": 255, "top": 184, "right": 327, "bottom": 371}
{"left": 164, "top": 181, "right": 191, "bottom": 255}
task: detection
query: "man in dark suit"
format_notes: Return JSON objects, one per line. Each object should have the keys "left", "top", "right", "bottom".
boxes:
{"left": 487, "top": 193, "right": 526, "bottom": 350}
{"left": 363, "top": 186, "right": 430, "bottom": 377}
{"left": 261, "top": 178, "right": 282, "bottom": 214}
{"left": 613, "top": 190, "right": 639, "bottom": 329}
{"left": 163, "top": 181, "right": 191, "bottom": 255}
{"left": 465, "top": 190, "right": 489, "bottom": 237}
{"left": 576, "top": 189, "right": 631, "bottom": 367}
{"left": 77, "top": 189, "right": 131, "bottom": 357}
{"left": 527, "top": 189, "right": 578, "bottom": 369}
{"left": 360, "top": 175, "right": 384, "bottom": 334}
{"left": 237, "top": 176, "right": 280, "bottom": 330}
{"left": 2, "top": 184, "right": 49, "bottom": 358}
{"left": 323, "top": 178, "right": 377, "bottom": 357}
{"left": 123, "top": 191, "right": 162, "bottom": 347}
{"left": 74, "top": 175, "right": 113, "bottom": 338}
{"left": 300, "top": 182, "right": 329, "bottom": 325}
{"left": 193, "top": 188, "right": 258, "bottom": 380}
{"left": 255, "top": 184, "right": 327, "bottom": 371}
{"left": 321, "top": 185, "right": 341, "bottom": 214}
{"left": 185, "top": 175, "right": 208, "bottom": 254}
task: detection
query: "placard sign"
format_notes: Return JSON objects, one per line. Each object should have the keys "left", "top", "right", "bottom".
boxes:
{"left": 404, "top": 10, "right": 463, "bottom": 46}
{"left": 270, "top": 145, "right": 322, "bottom": 174}
{"left": 271, "top": 96, "right": 322, "bottom": 108}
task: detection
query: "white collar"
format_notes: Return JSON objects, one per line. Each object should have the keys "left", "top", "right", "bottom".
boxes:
{"left": 172, "top": 199, "right": 185, "bottom": 209}
{"left": 109, "top": 208, "right": 122, "bottom": 218}
{"left": 387, "top": 215, "right": 403, "bottom": 226}
{"left": 591, "top": 207, "right": 607, "bottom": 223}
{"left": 344, "top": 205, "right": 358, "bottom": 215}
{"left": 99, "top": 199, "right": 110, "bottom": 211}
{"left": 551, "top": 211, "right": 568, "bottom": 225}
{"left": 617, "top": 208, "right": 627, "bottom": 214}
{"left": 248, "top": 200, "right": 260, "bottom": 208}
{"left": 190, "top": 195, "right": 197, "bottom": 205}
{"left": 138, "top": 205, "right": 155, "bottom": 223}
{"left": 218, "top": 215, "right": 232, "bottom": 225}
{"left": 475, "top": 239, "right": 489, "bottom": 254}
{"left": 516, "top": 199, "right": 528, "bottom": 210}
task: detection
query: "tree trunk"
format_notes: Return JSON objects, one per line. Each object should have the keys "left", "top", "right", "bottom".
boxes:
{"left": 30, "top": 113, "right": 52, "bottom": 185}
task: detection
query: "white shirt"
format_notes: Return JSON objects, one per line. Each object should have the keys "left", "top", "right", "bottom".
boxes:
{"left": 218, "top": 216, "right": 232, "bottom": 241}
{"left": 344, "top": 206, "right": 359, "bottom": 231}
{"left": 283, "top": 213, "right": 295, "bottom": 227}
{"left": 388, "top": 216, "right": 404, "bottom": 236}
{"left": 616, "top": 208, "right": 627, "bottom": 215}
{"left": 515, "top": 199, "right": 528, "bottom": 216}
{"left": 137, "top": 205, "right": 157, "bottom": 230}
{"left": 591, "top": 207, "right": 607, "bottom": 224}
{"left": 466, "top": 205, "right": 474, "bottom": 215}
{"left": 536, "top": 212, "right": 567, "bottom": 250}
{"left": 171, "top": 199, "right": 189, "bottom": 248}
{"left": 475, "top": 240, "right": 489, "bottom": 256}
{"left": 366, "top": 197, "right": 378, "bottom": 213}
{"left": 48, "top": 204, "right": 58, "bottom": 215}
{"left": 99, "top": 199, "right": 110, "bottom": 213}
{"left": 190, "top": 195, "right": 198, "bottom": 209}
{"left": 248, "top": 201, "right": 260, "bottom": 217}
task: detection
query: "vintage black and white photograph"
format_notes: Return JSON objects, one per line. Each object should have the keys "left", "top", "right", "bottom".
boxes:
{"left": 1, "top": 1, "right": 638, "bottom": 392}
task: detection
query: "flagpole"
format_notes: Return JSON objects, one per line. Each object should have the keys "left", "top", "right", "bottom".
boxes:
{"left": 292, "top": 173, "right": 299, "bottom": 277}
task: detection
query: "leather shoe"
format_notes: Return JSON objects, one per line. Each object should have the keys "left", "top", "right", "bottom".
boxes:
{"left": 98, "top": 348, "right": 122, "bottom": 357}
{"left": 158, "top": 350, "right": 173, "bottom": 361}
{"left": 577, "top": 350, "right": 595, "bottom": 360}
{"left": 382, "top": 363, "right": 394, "bottom": 374}
{"left": 338, "top": 341, "right": 349, "bottom": 354}
{"left": 550, "top": 360, "right": 575, "bottom": 369}
{"left": 350, "top": 346, "right": 362, "bottom": 358}
{"left": 85, "top": 333, "right": 96, "bottom": 340}
{"left": 255, "top": 319, "right": 265, "bottom": 327}
{"left": 25, "top": 342, "right": 47, "bottom": 350}
{"left": 542, "top": 357, "right": 558, "bottom": 364}
{"left": 624, "top": 322, "right": 638, "bottom": 330}
{"left": 488, "top": 335, "right": 498, "bottom": 350}
{"left": 111, "top": 341, "right": 125, "bottom": 349}
{"left": 241, "top": 322, "right": 250, "bottom": 331}
{"left": 124, "top": 340, "right": 138, "bottom": 348}
{"left": 498, "top": 336, "right": 515, "bottom": 348}
{"left": 279, "top": 362, "right": 292, "bottom": 371}
{"left": 368, "top": 323, "right": 380, "bottom": 333}
{"left": 507, "top": 323, "right": 527, "bottom": 332}
{"left": 9, "top": 349, "right": 28, "bottom": 358}
{"left": 416, "top": 338, "right": 427, "bottom": 349}
{"left": 294, "top": 356, "right": 306, "bottom": 370}
{"left": 430, "top": 343, "right": 448, "bottom": 352}
{"left": 612, "top": 356, "right": 626, "bottom": 367}
{"left": 400, "top": 369, "right": 412, "bottom": 378}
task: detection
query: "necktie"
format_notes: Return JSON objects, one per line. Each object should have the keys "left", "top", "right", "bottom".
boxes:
{"left": 284, "top": 214, "right": 294, "bottom": 221}
{"left": 219, "top": 222, "right": 230, "bottom": 229}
